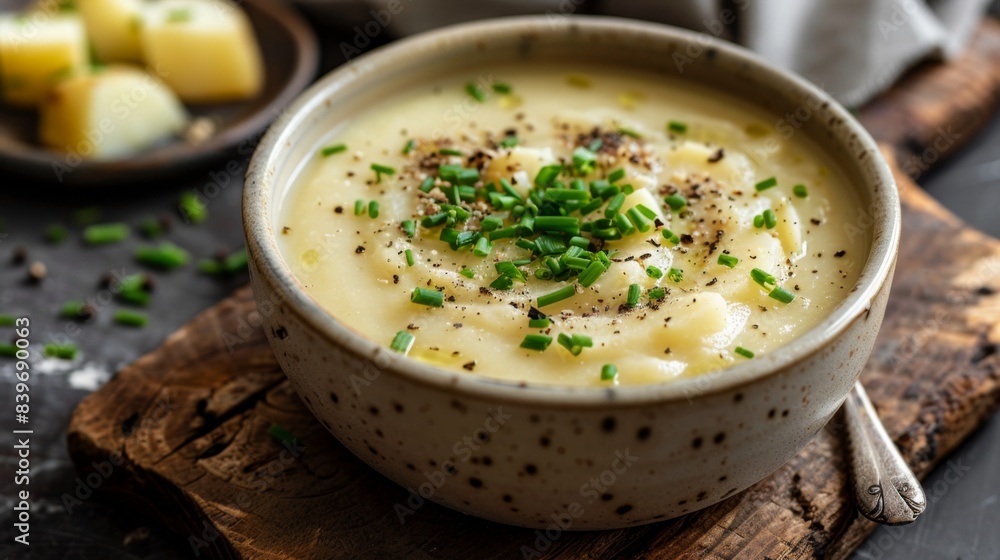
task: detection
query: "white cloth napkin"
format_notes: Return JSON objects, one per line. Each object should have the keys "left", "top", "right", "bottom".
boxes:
{"left": 316, "top": 0, "right": 990, "bottom": 106}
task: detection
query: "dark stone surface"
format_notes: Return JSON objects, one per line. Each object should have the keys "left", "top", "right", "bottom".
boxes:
{"left": 849, "top": 87, "right": 1000, "bottom": 560}
{"left": 0, "top": 6, "right": 998, "bottom": 560}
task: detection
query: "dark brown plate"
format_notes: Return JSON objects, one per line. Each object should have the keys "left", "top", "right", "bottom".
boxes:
{"left": 0, "top": 0, "right": 318, "bottom": 187}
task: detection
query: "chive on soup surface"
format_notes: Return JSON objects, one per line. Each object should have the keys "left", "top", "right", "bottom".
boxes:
{"left": 277, "top": 63, "right": 867, "bottom": 387}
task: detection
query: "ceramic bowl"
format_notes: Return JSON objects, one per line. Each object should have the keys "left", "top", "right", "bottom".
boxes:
{"left": 244, "top": 16, "right": 900, "bottom": 530}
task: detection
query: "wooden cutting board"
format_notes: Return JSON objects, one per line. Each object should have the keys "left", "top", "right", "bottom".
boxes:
{"left": 67, "top": 20, "right": 1000, "bottom": 560}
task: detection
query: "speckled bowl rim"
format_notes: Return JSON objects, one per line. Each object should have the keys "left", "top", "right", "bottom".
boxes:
{"left": 244, "top": 15, "right": 901, "bottom": 408}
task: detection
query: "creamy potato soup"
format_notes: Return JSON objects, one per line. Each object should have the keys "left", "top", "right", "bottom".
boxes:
{"left": 278, "top": 63, "right": 868, "bottom": 387}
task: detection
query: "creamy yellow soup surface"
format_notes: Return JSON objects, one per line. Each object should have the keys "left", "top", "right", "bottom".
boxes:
{"left": 278, "top": 64, "right": 868, "bottom": 387}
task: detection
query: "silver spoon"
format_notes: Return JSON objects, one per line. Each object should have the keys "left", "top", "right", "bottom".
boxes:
{"left": 842, "top": 380, "right": 927, "bottom": 525}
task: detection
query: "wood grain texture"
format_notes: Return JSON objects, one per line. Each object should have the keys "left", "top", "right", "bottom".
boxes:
{"left": 67, "top": 19, "right": 1000, "bottom": 560}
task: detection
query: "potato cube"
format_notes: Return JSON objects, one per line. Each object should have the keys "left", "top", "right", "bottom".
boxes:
{"left": 39, "top": 66, "right": 188, "bottom": 159}
{"left": 78, "top": 0, "right": 145, "bottom": 63}
{"left": 140, "top": 0, "right": 264, "bottom": 103}
{"left": 0, "top": 14, "right": 89, "bottom": 107}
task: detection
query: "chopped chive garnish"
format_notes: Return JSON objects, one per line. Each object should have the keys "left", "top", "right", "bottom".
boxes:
{"left": 439, "top": 147, "right": 463, "bottom": 156}
{"left": 45, "top": 224, "right": 68, "bottom": 244}
{"left": 572, "top": 146, "right": 597, "bottom": 175}
{"left": 528, "top": 318, "right": 550, "bottom": 329}
{"left": 793, "top": 184, "right": 809, "bottom": 198}
{"left": 520, "top": 333, "right": 552, "bottom": 351}
{"left": 402, "top": 139, "right": 416, "bottom": 154}
{"left": 537, "top": 284, "right": 577, "bottom": 308}
{"left": 371, "top": 163, "right": 396, "bottom": 182}
{"left": 401, "top": 220, "right": 416, "bottom": 238}
{"left": 645, "top": 265, "right": 663, "bottom": 279}
{"left": 83, "top": 223, "right": 129, "bottom": 245}
{"left": 544, "top": 189, "right": 590, "bottom": 202}
{"left": 717, "top": 253, "right": 739, "bottom": 268}
{"left": 492, "top": 82, "right": 512, "bottom": 94}
{"left": 755, "top": 177, "right": 777, "bottom": 191}
{"left": 579, "top": 261, "right": 607, "bottom": 288}
{"left": 668, "top": 121, "right": 687, "bottom": 134}
{"left": 534, "top": 216, "right": 580, "bottom": 235}
{"left": 735, "top": 346, "right": 754, "bottom": 359}
{"left": 199, "top": 248, "right": 247, "bottom": 276}
{"left": 514, "top": 233, "right": 538, "bottom": 253}
{"left": 44, "top": 342, "right": 78, "bottom": 359}
{"left": 557, "top": 333, "right": 593, "bottom": 356}
{"left": 750, "top": 268, "right": 777, "bottom": 289}
{"left": 592, "top": 227, "right": 622, "bottom": 240}
{"left": 634, "top": 204, "right": 658, "bottom": 220}
{"left": 768, "top": 286, "right": 796, "bottom": 304}
{"left": 490, "top": 275, "right": 514, "bottom": 290}
{"left": 580, "top": 197, "right": 604, "bottom": 216}
{"left": 590, "top": 180, "right": 612, "bottom": 197}
{"left": 135, "top": 241, "right": 189, "bottom": 269}
{"left": 113, "top": 310, "right": 148, "bottom": 327}
{"left": 608, "top": 168, "right": 626, "bottom": 183}
{"left": 420, "top": 176, "right": 436, "bottom": 192}
{"left": 600, "top": 364, "right": 618, "bottom": 381}
{"left": 459, "top": 268, "right": 475, "bottom": 279}
{"left": 266, "top": 423, "right": 298, "bottom": 445}
{"left": 390, "top": 330, "right": 415, "bottom": 354}
{"left": 763, "top": 209, "right": 777, "bottom": 229}
{"left": 354, "top": 199, "right": 366, "bottom": 215}
{"left": 648, "top": 287, "right": 666, "bottom": 300}
{"left": 619, "top": 127, "right": 641, "bottom": 139}
{"left": 473, "top": 236, "right": 493, "bottom": 258}
{"left": 405, "top": 249, "right": 415, "bottom": 266}
{"left": 544, "top": 256, "right": 564, "bottom": 275}
{"left": 410, "top": 287, "right": 443, "bottom": 307}
{"left": 613, "top": 212, "right": 635, "bottom": 235}
{"left": 60, "top": 300, "right": 89, "bottom": 319}
{"left": 664, "top": 194, "right": 687, "bottom": 211}
{"left": 368, "top": 201, "right": 380, "bottom": 219}
{"left": 499, "top": 135, "right": 519, "bottom": 148}
{"left": 480, "top": 215, "right": 503, "bottom": 232}
{"left": 626, "top": 283, "right": 641, "bottom": 307}
{"left": 604, "top": 192, "right": 626, "bottom": 218}
{"left": 667, "top": 268, "right": 683, "bottom": 283}
{"left": 118, "top": 274, "right": 148, "bottom": 293}
{"left": 495, "top": 261, "right": 526, "bottom": 282}
{"left": 534, "top": 164, "right": 563, "bottom": 186}
{"left": 421, "top": 212, "right": 448, "bottom": 228}
{"left": 488, "top": 226, "right": 519, "bottom": 241}
{"left": 118, "top": 288, "right": 150, "bottom": 307}
{"left": 465, "top": 82, "right": 486, "bottom": 102}
{"left": 446, "top": 230, "right": 478, "bottom": 250}
{"left": 753, "top": 214, "right": 764, "bottom": 228}
{"left": 179, "top": 192, "right": 208, "bottom": 223}
{"left": 661, "top": 228, "right": 679, "bottom": 244}
{"left": 626, "top": 207, "right": 651, "bottom": 232}
{"left": 321, "top": 144, "right": 347, "bottom": 157}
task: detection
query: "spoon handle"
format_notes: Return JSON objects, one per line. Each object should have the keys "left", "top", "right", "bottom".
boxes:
{"left": 843, "top": 380, "right": 926, "bottom": 525}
